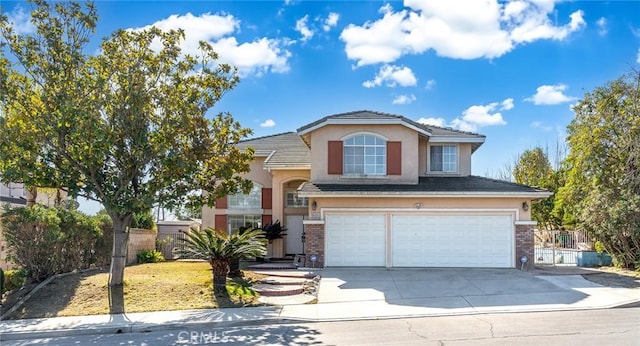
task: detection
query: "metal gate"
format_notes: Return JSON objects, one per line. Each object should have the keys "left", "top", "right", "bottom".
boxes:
{"left": 534, "top": 230, "right": 592, "bottom": 266}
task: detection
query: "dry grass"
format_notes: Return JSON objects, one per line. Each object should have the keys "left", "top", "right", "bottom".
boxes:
{"left": 3, "top": 261, "right": 267, "bottom": 319}
{"left": 582, "top": 266, "right": 640, "bottom": 289}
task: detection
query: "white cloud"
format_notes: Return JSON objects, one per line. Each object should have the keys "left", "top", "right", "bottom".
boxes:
{"left": 596, "top": 17, "right": 607, "bottom": 36}
{"left": 450, "top": 100, "right": 508, "bottom": 132}
{"left": 132, "top": 13, "right": 291, "bottom": 77}
{"left": 5, "top": 6, "right": 35, "bottom": 35}
{"left": 260, "top": 119, "right": 276, "bottom": 128}
{"left": 637, "top": 48, "right": 640, "bottom": 64}
{"left": 340, "top": 1, "right": 586, "bottom": 67}
{"left": 530, "top": 121, "right": 553, "bottom": 131}
{"left": 295, "top": 15, "right": 315, "bottom": 42}
{"left": 392, "top": 94, "right": 417, "bottom": 105}
{"left": 362, "top": 64, "right": 417, "bottom": 88}
{"left": 323, "top": 12, "right": 340, "bottom": 32}
{"left": 417, "top": 117, "right": 447, "bottom": 127}
{"left": 525, "top": 84, "right": 577, "bottom": 105}
{"left": 501, "top": 98, "right": 514, "bottom": 110}
{"left": 425, "top": 79, "right": 437, "bottom": 90}
{"left": 417, "top": 98, "right": 512, "bottom": 132}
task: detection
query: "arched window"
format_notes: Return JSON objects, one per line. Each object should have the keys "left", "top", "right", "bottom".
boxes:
{"left": 343, "top": 134, "right": 386, "bottom": 175}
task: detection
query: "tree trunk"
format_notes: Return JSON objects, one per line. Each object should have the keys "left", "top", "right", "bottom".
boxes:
{"left": 211, "top": 259, "right": 229, "bottom": 295}
{"left": 26, "top": 186, "right": 37, "bottom": 207}
{"left": 109, "top": 215, "right": 131, "bottom": 286}
{"left": 228, "top": 257, "right": 241, "bottom": 278}
{"left": 108, "top": 213, "right": 131, "bottom": 314}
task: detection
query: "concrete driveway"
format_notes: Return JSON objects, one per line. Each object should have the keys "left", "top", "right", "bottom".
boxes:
{"left": 317, "top": 268, "right": 591, "bottom": 309}
{"left": 269, "top": 267, "right": 640, "bottom": 320}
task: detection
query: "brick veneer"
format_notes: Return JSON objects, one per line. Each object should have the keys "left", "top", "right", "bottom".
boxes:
{"left": 304, "top": 223, "right": 325, "bottom": 267}
{"left": 515, "top": 224, "right": 535, "bottom": 270}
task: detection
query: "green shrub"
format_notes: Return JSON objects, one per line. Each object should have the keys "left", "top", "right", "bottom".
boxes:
{"left": 2, "top": 269, "right": 27, "bottom": 293}
{"left": 137, "top": 249, "right": 165, "bottom": 264}
{"left": 594, "top": 240, "right": 606, "bottom": 254}
{"left": 1, "top": 205, "right": 112, "bottom": 282}
{"left": 131, "top": 209, "right": 156, "bottom": 230}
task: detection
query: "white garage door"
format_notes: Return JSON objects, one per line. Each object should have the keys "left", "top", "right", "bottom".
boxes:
{"left": 325, "top": 214, "right": 386, "bottom": 266}
{"left": 392, "top": 214, "right": 513, "bottom": 267}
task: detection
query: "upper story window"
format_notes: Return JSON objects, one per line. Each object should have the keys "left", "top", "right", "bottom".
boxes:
{"left": 430, "top": 145, "right": 458, "bottom": 173}
{"left": 228, "top": 183, "right": 262, "bottom": 209}
{"left": 343, "top": 134, "right": 386, "bottom": 175}
{"left": 286, "top": 192, "right": 308, "bottom": 207}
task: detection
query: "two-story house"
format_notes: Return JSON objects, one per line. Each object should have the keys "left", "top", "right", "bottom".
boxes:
{"left": 202, "top": 111, "right": 550, "bottom": 269}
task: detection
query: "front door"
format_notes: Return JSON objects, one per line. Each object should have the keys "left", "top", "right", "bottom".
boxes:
{"left": 285, "top": 215, "right": 304, "bottom": 255}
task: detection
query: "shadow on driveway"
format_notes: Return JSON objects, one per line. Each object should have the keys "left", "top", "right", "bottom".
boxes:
{"left": 317, "top": 268, "right": 589, "bottom": 309}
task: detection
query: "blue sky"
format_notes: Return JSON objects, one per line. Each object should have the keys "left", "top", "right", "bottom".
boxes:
{"left": 3, "top": 1, "right": 640, "bottom": 214}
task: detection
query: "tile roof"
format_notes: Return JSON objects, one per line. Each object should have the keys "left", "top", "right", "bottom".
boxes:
{"left": 237, "top": 132, "right": 311, "bottom": 168}
{"left": 297, "top": 176, "right": 551, "bottom": 197}
{"left": 297, "top": 110, "right": 485, "bottom": 139}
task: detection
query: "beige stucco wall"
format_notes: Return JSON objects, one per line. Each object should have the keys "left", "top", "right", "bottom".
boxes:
{"left": 201, "top": 161, "right": 311, "bottom": 229}
{"left": 418, "top": 140, "right": 472, "bottom": 176}
{"left": 202, "top": 157, "right": 273, "bottom": 229}
{"left": 308, "top": 124, "right": 420, "bottom": 184}
{"left": 271, "top": 170, "right": 310, "bottom": 222}
{"left": 308, "top": 196, "right": 533, "bottom": 221}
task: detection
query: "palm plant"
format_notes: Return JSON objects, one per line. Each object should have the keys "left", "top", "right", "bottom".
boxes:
{"left": 174, "top": 227, "right": 266, "bottom": 294}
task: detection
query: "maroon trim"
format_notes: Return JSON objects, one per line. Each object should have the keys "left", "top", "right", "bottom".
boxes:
{"left": 387, "top": 141, "right": 402, "bottom": 175}
{"left": 215, "top": 196, "right": 227, "bottom": 209}
{"left": 262, "top": 188, "right": 272, "bottom": 209}
{"left": 214, "top": 215, "right": 227, "bottom": 232}
{"left": 262, "top": 214, "right": 272, "bottom": 227}
{"left": 328, "top": 141, "right": 343, "bottom": 175}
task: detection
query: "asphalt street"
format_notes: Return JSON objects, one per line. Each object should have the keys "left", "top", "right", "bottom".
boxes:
{"left": 3, "top": 307, "right": 639, "bottom": 346}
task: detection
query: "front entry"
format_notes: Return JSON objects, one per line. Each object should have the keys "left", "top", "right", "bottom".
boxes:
{"left": 285, "top": 215, "right": 304, "bottom": 255}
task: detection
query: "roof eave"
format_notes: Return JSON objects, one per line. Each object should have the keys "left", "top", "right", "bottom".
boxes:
{"left": 263, "top": 164, "right": 311, "bottom": 171}
{"left": 297, "top": 191, "right": 553, "bottom": 199}
{"left": 297, "top": 118, "right": 432, "bottom": 137}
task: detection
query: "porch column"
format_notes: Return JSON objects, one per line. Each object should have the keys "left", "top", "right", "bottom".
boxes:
{"left": 515, "top": 222, "right": 536, "bottom": 270}
{"left": 303, "top": 220, "right": 325, "bottom": 268}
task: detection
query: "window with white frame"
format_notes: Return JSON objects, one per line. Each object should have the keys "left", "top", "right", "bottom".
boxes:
{"left": 228, "top": 215, "right": 262, "bottom": 232}
{"left": 343, "top": 134, "right": 386, "bottom": 175}
{"left": 430, "top": 145, "right": 458, "bottom": 172}
{"left": 286, "top": 192, "right": 308, "bottom": 207}
{"left": 228, "top": 184, "right": 262, "bottom": 209}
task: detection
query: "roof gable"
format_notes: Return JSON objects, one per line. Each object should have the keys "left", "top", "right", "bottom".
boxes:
{"left": 296, "top": 110, "right": 485, "bottom": 151}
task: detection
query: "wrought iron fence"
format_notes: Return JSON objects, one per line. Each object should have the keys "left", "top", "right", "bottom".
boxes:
{"left": 534, "top": 229, "right": 593, "bottom": 266}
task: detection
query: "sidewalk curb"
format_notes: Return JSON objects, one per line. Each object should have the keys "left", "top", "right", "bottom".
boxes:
{"left": 3, "top": 299, "right": 640, "bottom": 342}
{"left": 0, "top": 317, "right": 295, "bottom": 342}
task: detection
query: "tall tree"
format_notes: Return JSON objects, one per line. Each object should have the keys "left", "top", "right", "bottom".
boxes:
{"left": 513, "top": 147, "right": 561, "bottom": 230}
{"left": 557, "top": 71, "right": 640, "bottom": 268}
{"left": 0, "top": 0, "right": 254, "bottom": 311}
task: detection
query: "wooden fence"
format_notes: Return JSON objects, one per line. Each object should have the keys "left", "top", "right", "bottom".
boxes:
{"left": 127, "top": 228, "right": 157, "bottom": 264}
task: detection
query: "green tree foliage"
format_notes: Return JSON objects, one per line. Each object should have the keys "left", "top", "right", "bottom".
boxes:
{"left": 174, "top": 228, "right": 266, "bottom": 294}
{"left": 513, "top": 147, "right": 562, "bottom": 230}
{"left": 131, "top": 209, "right": 155, "bottom": 230}
{"left": 557, "top": 72, "right": 640, "bottom": 268}
{"left": 0, "top": 0, "right": 254, "bottom": 302}
{"left": 1, "top": 205, "right": 112, "bottom": 282}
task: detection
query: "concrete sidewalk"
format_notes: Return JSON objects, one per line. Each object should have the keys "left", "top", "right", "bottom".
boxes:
{"left": 1, "top": 270, "right": 639, "bottom": 341}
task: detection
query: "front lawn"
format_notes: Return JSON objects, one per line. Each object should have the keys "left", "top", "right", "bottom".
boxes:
{"left": 2, "top": 261, "right": 265, "bottom": 319}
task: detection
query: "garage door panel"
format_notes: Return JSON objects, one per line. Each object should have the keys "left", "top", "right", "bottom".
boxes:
{"left": 326, "top": 214, "right": 385, "bottom": 266}
{"left": 392, "top": 214, "right": 513, "bottom": 268}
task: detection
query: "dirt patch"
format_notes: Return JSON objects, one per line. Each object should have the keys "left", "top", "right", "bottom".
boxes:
{"left": 582, "top": 267, "right": 640, "bottom": 289}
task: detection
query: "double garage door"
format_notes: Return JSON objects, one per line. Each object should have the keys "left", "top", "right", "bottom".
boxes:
{"left": 325, "top": 213, "right": 513, "bottom": 268}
